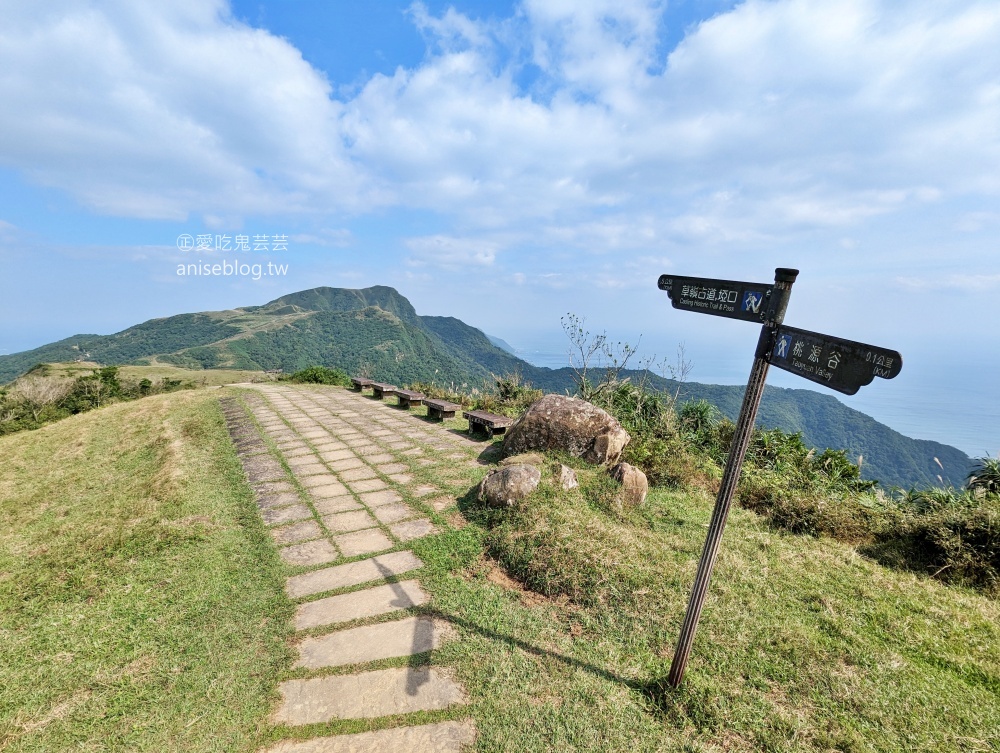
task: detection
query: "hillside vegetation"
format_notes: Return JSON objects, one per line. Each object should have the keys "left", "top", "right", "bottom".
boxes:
{"left": 0, "top": 285, "right": 970, "bottom": 488}
{"left": 1, "top": 379, "right": 996, "bottom": 751}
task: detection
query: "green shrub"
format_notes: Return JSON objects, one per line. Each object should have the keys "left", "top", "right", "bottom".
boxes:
{"left": 865, "top": 493, "right": 1000, "bottom": 593}
{"left": 288, "top": 365, "right": 350, "bottom": 386}
{"left": 472, "top": 371, "right": 543, "bottom": 418}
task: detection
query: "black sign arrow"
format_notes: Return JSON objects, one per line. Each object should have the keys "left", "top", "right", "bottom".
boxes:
{"left": 769, "top": 325, "right": 903, "bottom": 395}
{"left": 658, "top": 274, "right": 774, "bottom": 324}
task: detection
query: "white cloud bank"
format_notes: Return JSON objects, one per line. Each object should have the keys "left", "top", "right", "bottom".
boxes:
{"left": 1, "top": 0, "right": 998, "bottom": 259}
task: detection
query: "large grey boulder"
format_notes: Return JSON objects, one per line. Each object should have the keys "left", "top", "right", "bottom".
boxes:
{"left": 610, "top": 462, "right": 648, "bottom": 508}
{"left": 502, "top": 394, "right": 630, "bottom": 466}
{"left": 477, "top": 464, "right": 542, "bottom": 508}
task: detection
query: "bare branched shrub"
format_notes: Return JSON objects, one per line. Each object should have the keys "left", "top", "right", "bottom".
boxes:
{"left": 9, "top": 375, "right": 74, "bottom": 421}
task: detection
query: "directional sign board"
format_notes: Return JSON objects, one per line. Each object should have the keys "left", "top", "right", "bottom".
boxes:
{"left": 657, "top": 268, "right": 903, "bottom": 688}
{"left": 658, "top": 274, "right": 773, "bottom": 324}
{"left": 770, "top": 325, "right": 902, "bottom": 395}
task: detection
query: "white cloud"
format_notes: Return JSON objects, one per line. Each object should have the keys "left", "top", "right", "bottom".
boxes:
{"left": 0, "top": 0, "right": 361, "bottom": 221}
{"left": 404, "top": 234, "right": 499, "bottom": 269}
{"left": 0, "top": 0, "right": 998, "bottom": 261}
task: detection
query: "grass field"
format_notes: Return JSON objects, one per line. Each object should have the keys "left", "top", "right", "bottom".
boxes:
{"left": 0, "top": 391, "right": 291, "bottom": 752}
{"left": 2, "top": 387, "right": 998, "bottom": 751}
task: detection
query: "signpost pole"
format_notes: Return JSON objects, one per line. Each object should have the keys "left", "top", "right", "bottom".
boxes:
{"left": 666, "top": 268, "right": 798, "bottom": 687}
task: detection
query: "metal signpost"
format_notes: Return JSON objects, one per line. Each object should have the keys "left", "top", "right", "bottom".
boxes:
{"left": 657, "top": 268, "right": 902, "bottom": 687}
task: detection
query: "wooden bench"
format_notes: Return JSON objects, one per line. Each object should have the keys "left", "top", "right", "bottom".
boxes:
{"left": 425, "top": 398, "right": 461, "bottom": 420}
{"left": 351, "top": 377, "right": 373, "bottom": 392}
{"left": 393, "top": 389, "right": 425, "bottom": 409}
{"left": 463, "top": 410, "right": 515, "bottom": 438}
{"left": 371, "top": 382, "right": 396, "bottom": 400}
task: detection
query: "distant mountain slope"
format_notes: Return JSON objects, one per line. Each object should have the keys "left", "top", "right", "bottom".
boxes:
{"left": 673, "top": 380, "right": 970, "bottom": 489}
{"left": 486, "top": 334, "right": 517, "bottom": 354}
{"left": 0, "top": 285, "right": 971, "bottom": 489}
{"left": 259, "top": 285, "right": 421, "bottom": 322}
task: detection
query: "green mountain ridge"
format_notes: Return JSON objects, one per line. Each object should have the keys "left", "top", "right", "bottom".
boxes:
{"left": 0, "top": 285, "right": 971, "bottom": 488}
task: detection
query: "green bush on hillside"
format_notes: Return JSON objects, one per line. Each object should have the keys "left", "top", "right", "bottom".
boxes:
{"left": 536, "top": 343, "right": 1000, "bottom": 594}
{"left": 287, "top": 365, "right": 350, "bottom": 386}
{"left": 0, "top": 366, "right": 192, "bottom": 436}
{"left": 471, "top": 371, "right": 543, "bottom": 418}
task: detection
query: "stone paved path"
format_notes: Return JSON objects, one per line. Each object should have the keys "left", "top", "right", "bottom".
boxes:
{"left": 221, "top": 385, "right": 483, "bottom": 752}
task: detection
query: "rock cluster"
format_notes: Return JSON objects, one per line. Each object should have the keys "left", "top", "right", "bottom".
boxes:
{"left": 478, "top": 395, "right": 648, "bottom": 510}
{"left": 501, "top": 394, "right": 630, "bottom": 466}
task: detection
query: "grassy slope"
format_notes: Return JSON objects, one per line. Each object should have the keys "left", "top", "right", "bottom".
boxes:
{"left": 0, "top": 391, "right": 292, "bottom": 752}
{"left": 1, "top": 385, "right": 997, "bottom": 751}
{"left": 412, "top": 457, "right": 1000, "bottom": 752}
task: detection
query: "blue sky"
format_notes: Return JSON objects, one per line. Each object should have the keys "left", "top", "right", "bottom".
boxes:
{"left": 1, "top": 0, "right": 998, "bottom": 456}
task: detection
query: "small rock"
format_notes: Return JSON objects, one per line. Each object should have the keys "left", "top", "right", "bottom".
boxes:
{"left": 553, "top": 463, "right": 579, "bottom": 491}
{"left": 610, "top": 462, "right": 648, "bottom": 507}
{"left": 477, "top": 464, "right": 542, "bottom": 507}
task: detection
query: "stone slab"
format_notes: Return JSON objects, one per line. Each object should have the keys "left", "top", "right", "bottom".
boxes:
{"left": 289, "top": 463, "right": 328, "bottom": 477}
{"left": 272, "top": 667, "right": 467, "bottom": 724}
{"left": 280, "top": 539, "right": 339, "bottom": 567}
{"left": 319, "top": 449, "right": 355, "bottom": 462}
{"left": 314, "top": 441, "right": 348, "bottom": 452}
{"left": 412, "top": 485, "right": 439, "bottom": 498}
{"left": 262, "top": 504, "right": 313, "bottom": 526}
{"left": 251, "top": 479, "right": 295, "bottom": 494}
{"left": 365, "top": 453, "right": 395, "bottom": 464}
{"left": 294, "top": 579, "right": 429, "bottom": 631}
{"left": 322, "top": 510, "right": 378, "bottom": 533}
{"left": 329, "top": 458, "right": 364, "bottom": 472}
{"left": 296, "top": 616, "right": 455, "bottom": 668}
{"left": 313, "top": 496, "right": 362, "bottom": 515}
{"left": 285, "top": 551, "right": 424, "bottom": 599}
{"left": 272, "top": 520, "right": 324, "bottom": 546}
{"left": 339, "top": 466, "right": 378, "bottom": 482}
{"left": 257, "top": 492, "right": 302, "bottom": 510}
{"left": 375, "top": 463, "right": 408, "bottom": 475}
{"left": 359, "top": 490, "right": 402, "bottom": 507}
{"left": 372, "top": 503, "right": 416, "bottom": 524}
{"left": 245, "top": 464, "right": 286, "bottom": 483}
{"left": 388, "top": 474, "right": 413, "bottom": 484}
{"left": 390, "top": 518, "right": 435, "bottom": 542}
{"left": 429, "top": 496, "right": 454, "bottom": 512}
{"left": 334, "top": 528, "right": 394, "bottom": 557}
{"left": 309, "top": 482, "right": 351, "bottom": 499}
{"left": 287, "top": 454, "right": 321, "bottom": 465}
{"left": 347, "top": 478, "right": 387, "bottom": 493}
{"left": 301, "top": 475, "right": 344, "bottom": 490}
